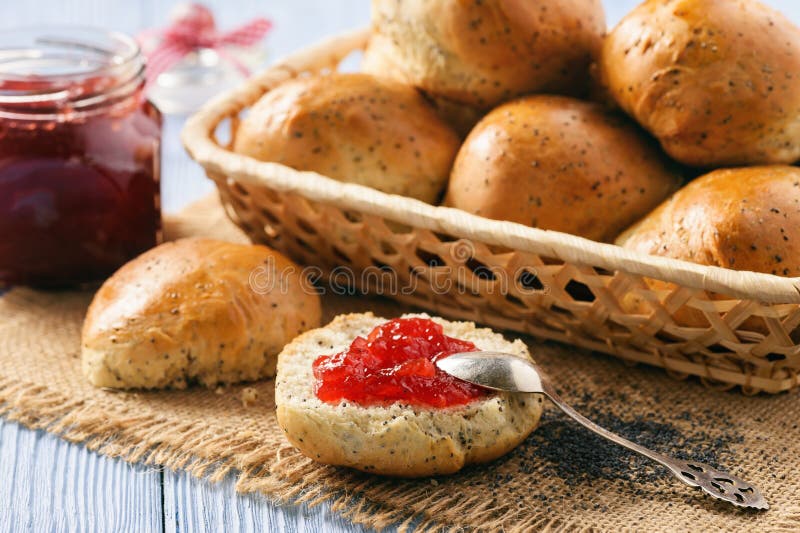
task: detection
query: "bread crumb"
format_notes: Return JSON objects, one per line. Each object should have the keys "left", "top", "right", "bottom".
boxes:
{"left": 214, "top": 386, "right": 225, "bottom": 395}
{"left": 430, "top": 479, "right": 439, "bottom": 486}
{"left": 241, "top": 387, "right": 259, "bottom": 407}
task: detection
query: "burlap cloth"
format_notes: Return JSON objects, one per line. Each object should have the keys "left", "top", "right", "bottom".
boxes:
{"left": 1, "top": 195, "right": 798, "bottom": 532}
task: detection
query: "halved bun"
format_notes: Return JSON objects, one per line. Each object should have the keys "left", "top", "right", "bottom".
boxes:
{"left": 275, "top": 312, "right": 543, "bottom": 477}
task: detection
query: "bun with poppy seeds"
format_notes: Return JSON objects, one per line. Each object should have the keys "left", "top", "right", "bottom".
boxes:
{"left": 599, "top": 0, "right": 800, "bottom": 167}
{"left": 233, "top": 73, "right": 460, "bottom": 204}
{"left": 616, "top": 166, "right": 800, "bottom": 330}
{"left": 363, "top": 0, "right": 605, "bottom": 111}
{"left": 445, "top": 95, "right": 680, "bottom": 242}
{"left": 82, "top": 238, "right": 321, "bottom": 389}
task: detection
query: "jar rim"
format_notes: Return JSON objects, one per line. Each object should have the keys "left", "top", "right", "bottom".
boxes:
{"left": 0, "top": 26, "right": 144, "bottom": 108}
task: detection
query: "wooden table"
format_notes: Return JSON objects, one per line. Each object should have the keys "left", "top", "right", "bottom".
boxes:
{"left": 2, "top": 1, "right": 798, "bottom": 530}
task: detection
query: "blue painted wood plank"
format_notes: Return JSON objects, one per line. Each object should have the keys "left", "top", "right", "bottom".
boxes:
{"left": 163, "top": 469, "right": 382, "bottom": 533}
{"left": 0, "top": 419, "right": 163, "bottom": 533}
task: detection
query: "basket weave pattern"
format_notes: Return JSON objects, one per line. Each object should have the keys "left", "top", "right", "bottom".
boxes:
{"left": 183, "top": 29, "right": 800, "bottom": 394}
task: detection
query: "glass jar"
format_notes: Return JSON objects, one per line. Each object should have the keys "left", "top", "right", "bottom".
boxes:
{"left": 0, "top": 27, "right": 162, "bottom": 287}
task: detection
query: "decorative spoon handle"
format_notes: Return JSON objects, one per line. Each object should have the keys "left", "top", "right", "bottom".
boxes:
{"left": 437, "top": 352, "right": 768, "bottom": 510}
{"left": 539, "top": 377, "right": 768, "bottom": 510}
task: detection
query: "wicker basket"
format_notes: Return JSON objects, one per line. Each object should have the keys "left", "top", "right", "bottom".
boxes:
{"left": 182, "top": 29, "right": 800, "bottom": 394}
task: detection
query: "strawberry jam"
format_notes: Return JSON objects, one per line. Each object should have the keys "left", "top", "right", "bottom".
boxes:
{"left": 313, "top": 317, "right": 487, "bottom": 408}
{"left": 0, "top": 28, "right": 161, "bottom": 287}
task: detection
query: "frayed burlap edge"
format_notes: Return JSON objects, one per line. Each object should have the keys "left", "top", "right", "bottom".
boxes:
{"left": 0, "top": 375, "right": 601, "bottom": 533}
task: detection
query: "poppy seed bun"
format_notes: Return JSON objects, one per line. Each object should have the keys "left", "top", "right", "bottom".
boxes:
{"left": 82, "top": 238, "right": 322, "bottom": 389}
{"left": 361, "top": 31, "right": 486, "bottom": 136}
{"left": 617, "top": 166, "right": 800, "bottom": 276}
{"left": 233, "top": 73, "right": 460, "bottom": 204}
{"left": 616, "top": 166, "right": 800, "bottom": 329}
{"left": 445, "top": 95, "right": 681, "bottom": 242}
{"left": 363, "top": 0, "right": 606, "bottom": 110}
{"left": 275, "top": 312, "right": 544, "bottom": 477}
{"left": 599, "top": 0, "right": 800, "bottom": 167}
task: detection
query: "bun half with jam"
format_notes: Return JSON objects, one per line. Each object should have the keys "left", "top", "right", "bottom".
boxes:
{"left": 275, "top": 313, "right": 543, "bottom": 477}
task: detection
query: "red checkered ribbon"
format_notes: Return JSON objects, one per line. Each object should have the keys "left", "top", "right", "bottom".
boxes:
{"left": 139, "top": 4, "right": 272, "bottom": 86}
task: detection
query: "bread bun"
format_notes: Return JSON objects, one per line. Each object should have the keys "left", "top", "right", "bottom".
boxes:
{"left": 82, "top": 238, "right": 321, "bottom": 389}
{"left": 233, "top": 73, "right": 460, "bottom": 204}
{"left": 363, "top": 0, "right": 605, "bottom": 110}
{"left": 445, "top": 95, "right": 680, "bottom": 242}
{"left": 599, "top": 0, "right": 800, "bottom": 167}
{"left": 617, "top": 166, "right": 800, "bottom": 275}
{"left": 275, "top": 312, "right": 543, "bottom": 477}
{"left": 616, "top": 166, "right": 800, "bottom": 329}
{"left": 361, "top": 33, "right": 485, "bottom": 136}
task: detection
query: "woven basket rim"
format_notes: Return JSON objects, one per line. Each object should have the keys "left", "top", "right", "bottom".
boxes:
{"left": 181, "top": 27, "right": 800, "bottom": 305}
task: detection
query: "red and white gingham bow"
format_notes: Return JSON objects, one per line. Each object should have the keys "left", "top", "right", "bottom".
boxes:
{"left": 139, "top": 3, "right": 272, "bottom": 86}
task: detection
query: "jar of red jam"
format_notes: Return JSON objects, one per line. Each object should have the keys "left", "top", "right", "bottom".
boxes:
{"left": 0, "top": 28, "right": 162, "bottom": 287}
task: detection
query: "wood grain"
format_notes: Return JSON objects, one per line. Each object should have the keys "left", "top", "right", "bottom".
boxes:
{"left": 163, "top": 470, "right": 377, "bottom": 533}
{"left": 0, "top": 419, "right": 162, "bottom": 532}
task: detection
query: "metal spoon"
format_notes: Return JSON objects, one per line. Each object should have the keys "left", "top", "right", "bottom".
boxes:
{"left": 436, "top": 351, "right": 768, "bottom": 510}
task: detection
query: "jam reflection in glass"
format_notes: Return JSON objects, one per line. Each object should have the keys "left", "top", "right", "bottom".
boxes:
{"left": 0, "top": 28, "right": 162, "bottom": 287}
{"left": 313, "top": 317, "right": 487, "bottom": 408}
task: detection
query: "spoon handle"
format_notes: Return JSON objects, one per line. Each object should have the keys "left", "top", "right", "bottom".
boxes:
{"left": 538, "top": 378, "right": 768, "bottom": 510}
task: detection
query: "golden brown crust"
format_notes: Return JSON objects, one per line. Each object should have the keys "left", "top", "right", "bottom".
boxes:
{"left": 81, "top": 238, "right": 322, "bottom": 389}
{"left": 599, "top": 0, "right": 800, "bottom": 167}
{"left": 617, "top": 166, "right": 800, "bottom": 276}
{"left": 362, "top": 33, "right": 485, "bottom": 136}
{"left": 364, "top": 0, "right": 606, "bottom": 109}
{"left": 275, "top": 312, "right": 543, "bottom": 477}
{"left": 233, "top": 73, "right": 460, "bottom": 204}
{"left": 445, "top": 95, "right": 680, "bottom": 242}
{"left": 616, "top": 166, "right": 800, "bottom": 329}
